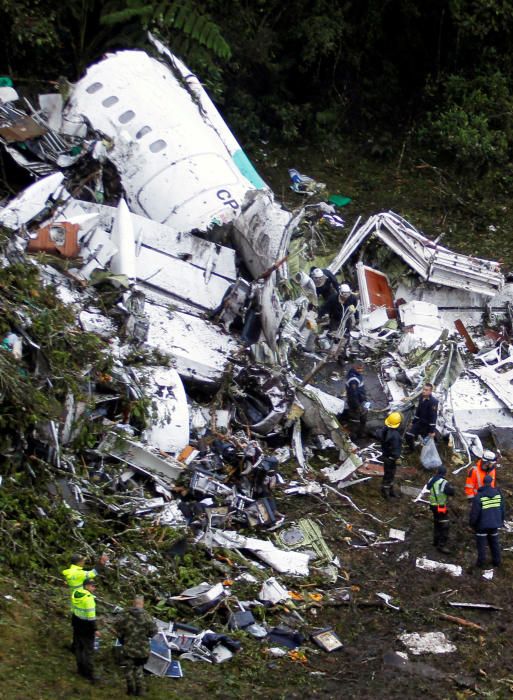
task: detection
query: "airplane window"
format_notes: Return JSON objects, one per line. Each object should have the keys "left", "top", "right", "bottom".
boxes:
{"left": 149, "top": 139, "right": 166, "bottom": 153}
{"left": 86, "top": 82, "right": 103, "bottom": 94}
{"left": 119, "top": 110, "right": 135, "bottom": 124}
{"left": 102, "top": 96, "right": 119, "bottom": 107}
{"left": 136, "top": 126, "right": 152, "bottom": 139}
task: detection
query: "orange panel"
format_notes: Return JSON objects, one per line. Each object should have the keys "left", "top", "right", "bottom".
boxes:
{"left": 363, "top": 267, "right": 396, "bottom": 318}
{"left": 27, "top": 222, "right": 80, "bottom": 257}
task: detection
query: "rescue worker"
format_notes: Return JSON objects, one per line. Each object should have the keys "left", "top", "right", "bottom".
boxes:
{"left": 469, "top": 474, "right": 505, "bottom": 571}
{"left": 115, "top": 595, "right": 157, "bottom": 696}
{"left": 428, "top": 465, "right": 455, "bottom": 554}
{"left": 71, "top": 578, "right": 99, "bottom": 682}
{"left": 380, "top": 412, "right": 403, "bottom": 499}
{"left": 318, "top": 284, "right": 359, "bottom": 332}
{"left": 465, "top": 450, "right": 497, "bottom": 499}
{"left": 405, "top": 383, "right": 438, "bottom": 451}
{"left": 310, "top": 267, "right": 339, "bottom": 301}
{"left": 63, "top": 552, "right": 107, "bottom": 653}
{"left": 62, "top": 552, "right": 108, "bottom": 598}
{"left": 345, "top": 359, "right": 369, "bottom": 440}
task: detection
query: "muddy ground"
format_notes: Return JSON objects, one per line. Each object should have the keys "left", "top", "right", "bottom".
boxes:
{"left": 1, "top": 392, "right": 512, "bottom": 700}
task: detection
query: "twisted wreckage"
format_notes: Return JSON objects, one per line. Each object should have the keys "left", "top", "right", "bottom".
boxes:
{"left": 1, "top": 34, "right": 513, "bottom": 672}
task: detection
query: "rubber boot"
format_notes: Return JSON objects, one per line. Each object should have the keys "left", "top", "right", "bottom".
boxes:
{"left": 389, "top": 484, "right": 400, "bottom": 498}
{"left": 381, "top": 485, "right": 390, "bottom": 500}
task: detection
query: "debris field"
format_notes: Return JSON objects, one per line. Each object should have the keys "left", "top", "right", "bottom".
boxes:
{"left": 1, "top": 34, "right": 513, "bottom": 699}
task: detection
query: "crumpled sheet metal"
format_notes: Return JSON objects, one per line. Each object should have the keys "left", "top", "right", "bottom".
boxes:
{"left": 399, "top": 631, "right": 456, "bottom": 655}
{"left": 200, "top": 529, "right": 310, "bottom": 576}
{"left": 329, "top": 211, "right": 504, "bottom": 297}
{"left": 0, "top": 172, "right": 65, "bottom": 230}
{"left": 232, "top": 366, "right": 294, "bottom": 435}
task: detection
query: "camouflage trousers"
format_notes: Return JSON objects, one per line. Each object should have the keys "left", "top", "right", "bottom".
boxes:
{"left": 123, "top": 655, "right": 147, "bottom": 688}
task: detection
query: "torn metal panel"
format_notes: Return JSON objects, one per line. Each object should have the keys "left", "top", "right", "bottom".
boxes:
{"left": 301, "top": 384, "right": 345, "bottom": 415}
{"left": 38, "top": 93, "right": 64, "bottom": 132}
{"left": 398, "top": 300, "right": 443, "bottom": 351}
{"left": 75, "top": 227, "right": 118, "bottom": 279}
{"left": 136, "top": 245, "right": 231, "bottom": 311}
{"left": 138, "top": 366, "right": 190, "bottom": 455}
{"left": 470, "top": 356, "right": 513, "bottom": 411}
{"left": 276, "top": 518, "right": 335, "bottom": 564}
{"left": 144, "top": 298, "right": 239, "bottom": 385}
{"left": 231, "top": 190, "right": 296, "bottom": 280}
{"left": 321, "top": 458, "right": 359, "bottom": 484}
{"left": 72, "top": 199, "right": 238, "bottom": 282}
{"left": 259, "top": 275, "right": 283, "bottom": 352}
{"left": 62, "top": 49, "right": 265, "bottom": 233}
{"left": 399, "top": 631, "right": 456, "bottom": 655}
{"left": 78, "top": 309, "right": 116, "bottom": 337}
{"left": 415, "top": 557, "right": 462, "bottom": 577}
{"left": 103, "top": 433, "right": 184, "bottom": 482}
{"left": 330, "top": 212, "right": 504, "bottom": 297}
{"left": 445, "top": 375, "right": 513, "bottom": 432}
{"left": 0, "top": 173, "right": 65, "bottom": 230}
{"left": 233, "top": 366, "right": 293, "bottom": 435}
{"left": 295, "top": 386, "right": 361, "bottom": 463}
{"left": 200, "top": 529, "right": 310, "bottom": 576}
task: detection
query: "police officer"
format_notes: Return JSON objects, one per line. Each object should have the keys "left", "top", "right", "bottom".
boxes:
{"left": 62, "top": 552, "right": 108, "bottom": 598}
{"left": 380, "top": 412, "right": 403, "bottom": 499}
{"left": 115, "top": 595, "right": 157, "bottom": 696}
{"left": 469, "top": 474, "right": 505, "bottom": 571}
{"left": 71, "top": 578, "right": 99, "bottom": 682}
{"left": 63, "top": 552, "right": 107, "bottom": 653}
{"left": 310, "top": 267, "right": 339, "bottom": 301}
{"left": 428, "top": 465, "right": 455, "bottom": 554}
{"left": 465, "top": 450, "right": 497, "bottom": 499}
{"left": 405, "top": 383, "right": 438, "bottom": 451}
{"left": 345, "top": 359, "right": 369, "bottom": 440}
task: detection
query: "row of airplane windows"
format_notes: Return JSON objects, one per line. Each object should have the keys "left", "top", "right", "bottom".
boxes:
{"left": 85, "top": 82, "right": 166, "bottom": 153}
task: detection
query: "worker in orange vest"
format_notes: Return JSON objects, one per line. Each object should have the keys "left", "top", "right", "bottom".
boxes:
{"left": 465, "top": 450, "right": 497, "bottom": 499}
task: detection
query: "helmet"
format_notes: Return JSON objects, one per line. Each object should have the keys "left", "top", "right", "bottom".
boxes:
{"left": 482, "top": 450, "right": 496, "bottom": 463}
{"left": 311, "top": 268, "right": 324, "bottom": 280}
{"left": 385, "top": 412, "right": 402, "bottom": 429}
{"left": 339, "top": 283, "right": 351, "bottom": 294}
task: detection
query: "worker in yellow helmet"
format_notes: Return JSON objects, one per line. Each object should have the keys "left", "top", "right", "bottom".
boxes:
{"left": 381, "top": 412, "right": 403, "bottom": 499}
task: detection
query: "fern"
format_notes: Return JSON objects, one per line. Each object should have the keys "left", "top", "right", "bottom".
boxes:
{"left": 100, "top": 0, "right": 231, "bottom": 60}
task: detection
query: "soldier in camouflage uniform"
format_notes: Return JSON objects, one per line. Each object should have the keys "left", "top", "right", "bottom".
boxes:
{"left": 114, "top": 595, "right": 157, "bottom": 696}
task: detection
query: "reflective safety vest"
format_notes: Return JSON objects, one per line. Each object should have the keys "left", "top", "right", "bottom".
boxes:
{"left": 71, "top": 587, "right": 96, "bottom": 621}
{"left": 479, "top": 494, "right": 502, "bottom": 511}
{"left": 464, "top": 462, "right": 496, "bottom": 499}
{"left": 429, "top": 477, "right": 448, "bottom": 507}
{"left": 62, "top": 564, "right": 97, "bottom": 595}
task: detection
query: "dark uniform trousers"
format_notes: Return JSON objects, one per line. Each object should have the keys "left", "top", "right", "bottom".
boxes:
{"left": 383, "top": 457, "right": 397, "bottom": 488}
{"left": 430, "top": 506, "right": 449, "bottom": 547}
{"left": 475, "top": 528, "right": 501, "bottom": 567}
{"left": 72, "top": 615, "right": 95, "bottom": 680}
